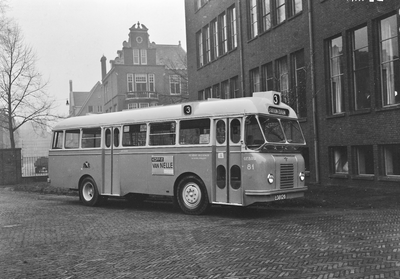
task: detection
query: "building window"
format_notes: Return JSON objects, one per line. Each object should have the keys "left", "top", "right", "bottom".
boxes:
{"left": 354, "top": 145, "right": 374, "bottom": 175}
{"left": 352, "top": 26, "right": 370, "bottom": 110}
{"left": 170, "top": 75, "right": 181, "bottom": 95}
{"left": 213, "top": 84, "right": 220, "bottom": 98}
{"left": 292, "top": 50, "right": 307, "bottom": 118}
{"left": 97, "top": 106, "right": 102, "bottom": 112}
{"left": 128, "top": 103, "right": 138, "bottom": 110}
{"left": 127, "top": 74, "right": 134, "bottom": 92}
{"left": 219, "top": 12, "right": 228, "bottom": 54}
{"left": 275, "top": 0, "right": 286, "bottom": 25}
{"left": 250, "top": 67, "right": 260, "bottom": 93}
{"left": 211, "top": 19, "right": 219, "bottom": 60}
{"left": 148, "top": 74, "right": 155, "bottom": 92}
{"left": 88, "top": 106, "right": 93, "bottom": 113}
{"left": 261, "top": 62, "right": 274, "bottom": 91}
{"left": 141, "top": 49, "right": 147, "bottom": 65}
{"left": 205, "top": 87, "right": 212, "bottom": 99}
{"left": 139, "top": 103, "right": 149, "bottom": 108}
{"left": 228, "top": 5, "right": 237, "bottom": 50}
{"left": 221, "top": 80, "right": 229, "bottom": 99}
{"left": 382, "top": 144, "right": 400, "bottom": 176}
{"left": 331, "top": 146, "right": 348, "bottom": 174}
{"left": 276, "top": 57, "right": 289, "bottom": 101}
{"left": 261, "top": 0, "right": 272, "bottom": 32}
{"left": 288, "top": 0, "right": 302, "bottom": 17}
{"left": 329, "top": 36, "right": 344, "bottom": 114}
{"left": 249, "top": 0, "right": 259, "bottom": 39}
{"left": 135, "top": 74, "right": 147, "bottom": 91}
{"left": 379, "top": 14, "right": 400, "bottom": 106}
{"left": 204, "top": 25, "right": 211, "bottom": 64}
{"left": 230, "top": 76, "right": 240, "bottom": 98}
{"left": 133, "top": 49, "right": 140, "bottom": 65}
{"left": 197, "top": 31, "right": 203, "bottom": 67}
{"left": 198, "top": 90, "right": 205, "bottom": 100}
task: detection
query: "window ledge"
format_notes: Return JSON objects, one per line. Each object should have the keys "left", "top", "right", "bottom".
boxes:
{"left": 329, "top": 174, "right": 349, "bottom": 179}
{"left": 351, "top": 175, "right": 374, "bottom": 181}
{"left": 378, "top": 176, "right": 400, "bottom": 182}
{"left": 349, "top": 108, "right": 371, "bottom": 116}
{"left": 376, "top": 104, "right": 400, "bottom": 113}
{"left": 326, "top": 113, "right": 346, "bottom": 119}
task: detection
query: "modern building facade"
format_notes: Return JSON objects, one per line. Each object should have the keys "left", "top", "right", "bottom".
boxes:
{"left": 69, "top": 22, "right": 188, "bottom": 116}
{"left": 185, "top": 0, "right": 400, "bottom": 187}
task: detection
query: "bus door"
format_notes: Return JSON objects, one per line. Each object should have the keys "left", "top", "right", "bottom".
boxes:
{"left": 102, "top": 127, "right": 121, "bottom": 196}
{"left": 214, "top": 118, "right": 243, "bottom": 205}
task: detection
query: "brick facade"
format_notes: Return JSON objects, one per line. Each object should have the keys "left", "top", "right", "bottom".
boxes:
{"left": 185, "top": 0, "right": 400, "bottom": 187}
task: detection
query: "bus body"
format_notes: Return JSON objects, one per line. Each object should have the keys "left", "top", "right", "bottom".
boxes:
{"left": 49, "top": 91, "right": 307, "bottom": 214}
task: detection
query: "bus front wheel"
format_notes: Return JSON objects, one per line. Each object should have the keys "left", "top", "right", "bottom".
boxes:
{"left": 177, "top": 175, "right": 210, "bottom": 215}
{"left": 79, "top": 177, "right": 102, "bottom": 206}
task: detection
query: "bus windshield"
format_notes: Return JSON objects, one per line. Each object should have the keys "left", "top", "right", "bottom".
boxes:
{"left": 245, "top": 115, "right": 305, "bottom": 150}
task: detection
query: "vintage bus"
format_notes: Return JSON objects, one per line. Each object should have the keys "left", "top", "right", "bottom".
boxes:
{"left": 49, "top": 91, "right": 307, "bottom": 214}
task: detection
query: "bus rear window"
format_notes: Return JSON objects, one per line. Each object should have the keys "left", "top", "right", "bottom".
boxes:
{"left": 82, "top": 128, "right": 101, "bottom": 148}
{"left": 149, "top": 122, "right": 176, "bottom": 146}
{"left": 65, "top": 130, "right": 80, "bottom": 149}
{"left": 52, "top": 131, "right": 63, "bottom": 149}
{"left": 123, "top": 124, "right": 147, "bottom": 146}
{"left": 179, "top": 119, "right": 210, "bottom": 145}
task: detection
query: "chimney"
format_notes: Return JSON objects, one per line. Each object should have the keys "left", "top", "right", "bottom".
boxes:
{"left": 101, "top": 55, "right": 107, "bottom": 80}
{"left": 69, "top": 80, "right": 73, "bottom": 92}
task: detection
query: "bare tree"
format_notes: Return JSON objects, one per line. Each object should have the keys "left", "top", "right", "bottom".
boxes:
{"left": 0, "top": 21, "right": 56, "bottom": 149}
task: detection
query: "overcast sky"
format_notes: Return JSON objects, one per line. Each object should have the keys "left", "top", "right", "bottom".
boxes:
{"left": 7, "top": 0, "right": 187, "bottom": 116}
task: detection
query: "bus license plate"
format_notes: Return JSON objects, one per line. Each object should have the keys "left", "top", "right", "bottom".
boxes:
{"left": 275, "top": 194, "right": 286, "bottom": 201}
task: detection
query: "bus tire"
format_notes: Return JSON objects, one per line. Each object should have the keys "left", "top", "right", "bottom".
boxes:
{"left": 79, "top": 177, "right": 102, "bottom": 206}
{"left": 177, "top": 175, "right": 210, "bottom": 215}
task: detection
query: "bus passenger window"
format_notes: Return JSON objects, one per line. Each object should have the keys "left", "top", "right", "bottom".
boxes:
{"left": 179, "top": 119, "right": 210, "bottom": 145}
{"left": 114, "top": 128, "right": 120, "bottom": 147}
{"left": 52, "top": 131, "right": 63, "bottom": 149}
{"left": 149, "top": 122, "right": 176, "bottom": 146}
{"left": 230, "top": 119, "right": 241, "bottom": 144}
{"left": 82, "top": 128, "right": 101, "bottom": 148}
{"left": 122, "top": 124, "right": 146, "bottom": 146}
{"left": 245, "top": 116, "right": 264, "bottom": 149}
{"left": 65, "top": 130, "right": 80, "bottom": 149}
{"left": 216, "top": 120, "right": 225, "bottom": 144}
{"left": 105, "top": 128, "right": 111, "bottom": 148}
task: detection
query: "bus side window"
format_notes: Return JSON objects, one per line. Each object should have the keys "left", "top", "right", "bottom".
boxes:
{"left": 82, "top": 128, "right": 101, "bottom": 148}
{"left": 216, "top": 120, "right": 226, "bottom": 144}
{"left": 52, "top": 131, "right": 63, "bottom": 149}
{"left": 122, "top": 124, "right": 146, "bottom": 147}
{"left": 230, "top": 119, "right": 241, "bottom": 144}
{"left": 105, "top": 128, "right": 111, "bottom": 148}
{"left": 114, "top": 128, "right": 120, "bottom": 148}
{"left": 179, "top": 118, "right": 210, "bottom": 145}
{"left": 64, "top": 130, "right": 80, "bottom": 149}
{"left": 149, "top": 122, "right": 176, "bottom": 146}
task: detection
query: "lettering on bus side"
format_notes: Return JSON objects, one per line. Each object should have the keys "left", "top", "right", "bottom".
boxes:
{"left": 151, "top": 156, "right": 174, "bottom": 175}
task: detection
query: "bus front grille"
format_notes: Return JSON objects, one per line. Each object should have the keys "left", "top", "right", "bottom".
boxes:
{"left": 280, "top": 164, "right": 294, "bottom": 189}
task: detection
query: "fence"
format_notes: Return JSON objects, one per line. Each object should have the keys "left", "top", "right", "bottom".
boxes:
{"left": 22, "top": 156, "right": 48, "bottom": 177}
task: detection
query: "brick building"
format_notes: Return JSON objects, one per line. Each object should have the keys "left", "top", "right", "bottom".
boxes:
{"left": 69, "top": 22, "right": 188, "bottom": 116}
{"left": 185, "top": 0, "right": 400, "bottom": 187}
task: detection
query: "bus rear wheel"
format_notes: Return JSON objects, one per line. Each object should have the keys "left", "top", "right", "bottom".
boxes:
{"left": 79, "top": 177, "right": 103, "bottom": 206}
{"left": 177, "top": 175, "right": 209, "bottom": 215}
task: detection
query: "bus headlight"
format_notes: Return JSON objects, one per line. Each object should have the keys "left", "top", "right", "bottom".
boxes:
{"left": 267, "top": 174, "right": 274, "bottom": 184}
{"left": 299, "top": 172, "right": 305, "bottom": 182}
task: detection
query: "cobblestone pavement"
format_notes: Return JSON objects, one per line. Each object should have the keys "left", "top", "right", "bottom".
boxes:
{"left": 1, "top": 188, "right": 400, "bottom": 279}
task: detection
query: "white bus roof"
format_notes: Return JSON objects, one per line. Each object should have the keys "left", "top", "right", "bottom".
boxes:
{"left": 54, "top": 91, "right": 298, "bottom": 130}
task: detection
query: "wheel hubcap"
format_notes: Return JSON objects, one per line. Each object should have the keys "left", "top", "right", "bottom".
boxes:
{"left": 183, "top": 183, "right": 201, "bottom": 208}
{"left": 82, "top": 183, "right": 94, "bottom": 201}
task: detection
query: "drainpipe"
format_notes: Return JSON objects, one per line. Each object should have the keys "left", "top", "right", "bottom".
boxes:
{"left": 308, "top": 0, "right": 319, "bottom": 184}
{"left": 238, "top": 0, "right": 245, "bottom": 97}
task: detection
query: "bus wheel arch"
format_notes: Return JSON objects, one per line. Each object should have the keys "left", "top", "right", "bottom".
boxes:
{"left": 78, "top": 175, "right": 104, "bottom": 206}
{"left": 175, "top": 173, "right": 210, "bottom": 215}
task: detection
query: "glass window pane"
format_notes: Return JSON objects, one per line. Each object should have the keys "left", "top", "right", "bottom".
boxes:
{"left": 230, "top": 119, "right": 241, "bottom": 144}
{"left": 380, "top": 15, "right": 397, "bottom": 41}
{"left": 356, "top": 146, "right": 374, "bottom": 175}
{"left": 280, "top": 120, "right": 305, "bottom": 144}
{"left": 150, "top": 122, "right": 176, "bottom": 146}
{"left": 65, "top": 130, "right": 80, "bottom": 149}
{"left": 122, "top": 124, "right": 147, "bottom": 146}
{"left": 52, "top": 131, "right": 63, "bottom": 149}
{"left": 245, "top": 115, "right": 264, "bottom": 149}
{"left": 216, "top": 120, "right": 226, "bottom": 144}
{"left": 82, "top": 128, "right": 101, "bottom": 148}
{"left": 354, "top": 68, "right": 370, "bottom": 110}
{"left": 384, "top": 145, "right": 400, "bottom": 176}
{"left": 332, "top": 147, "right": 348, "bottom": 174}
{"left": 259, "top": 117, "right": 285, "bottom": 143}
{"left": 179, "top": 119, "right": 210, "bottom": 145}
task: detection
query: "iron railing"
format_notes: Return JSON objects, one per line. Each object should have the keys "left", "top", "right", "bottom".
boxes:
{"left": 22, "top": 156, "right": 48, "bottom": 177}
